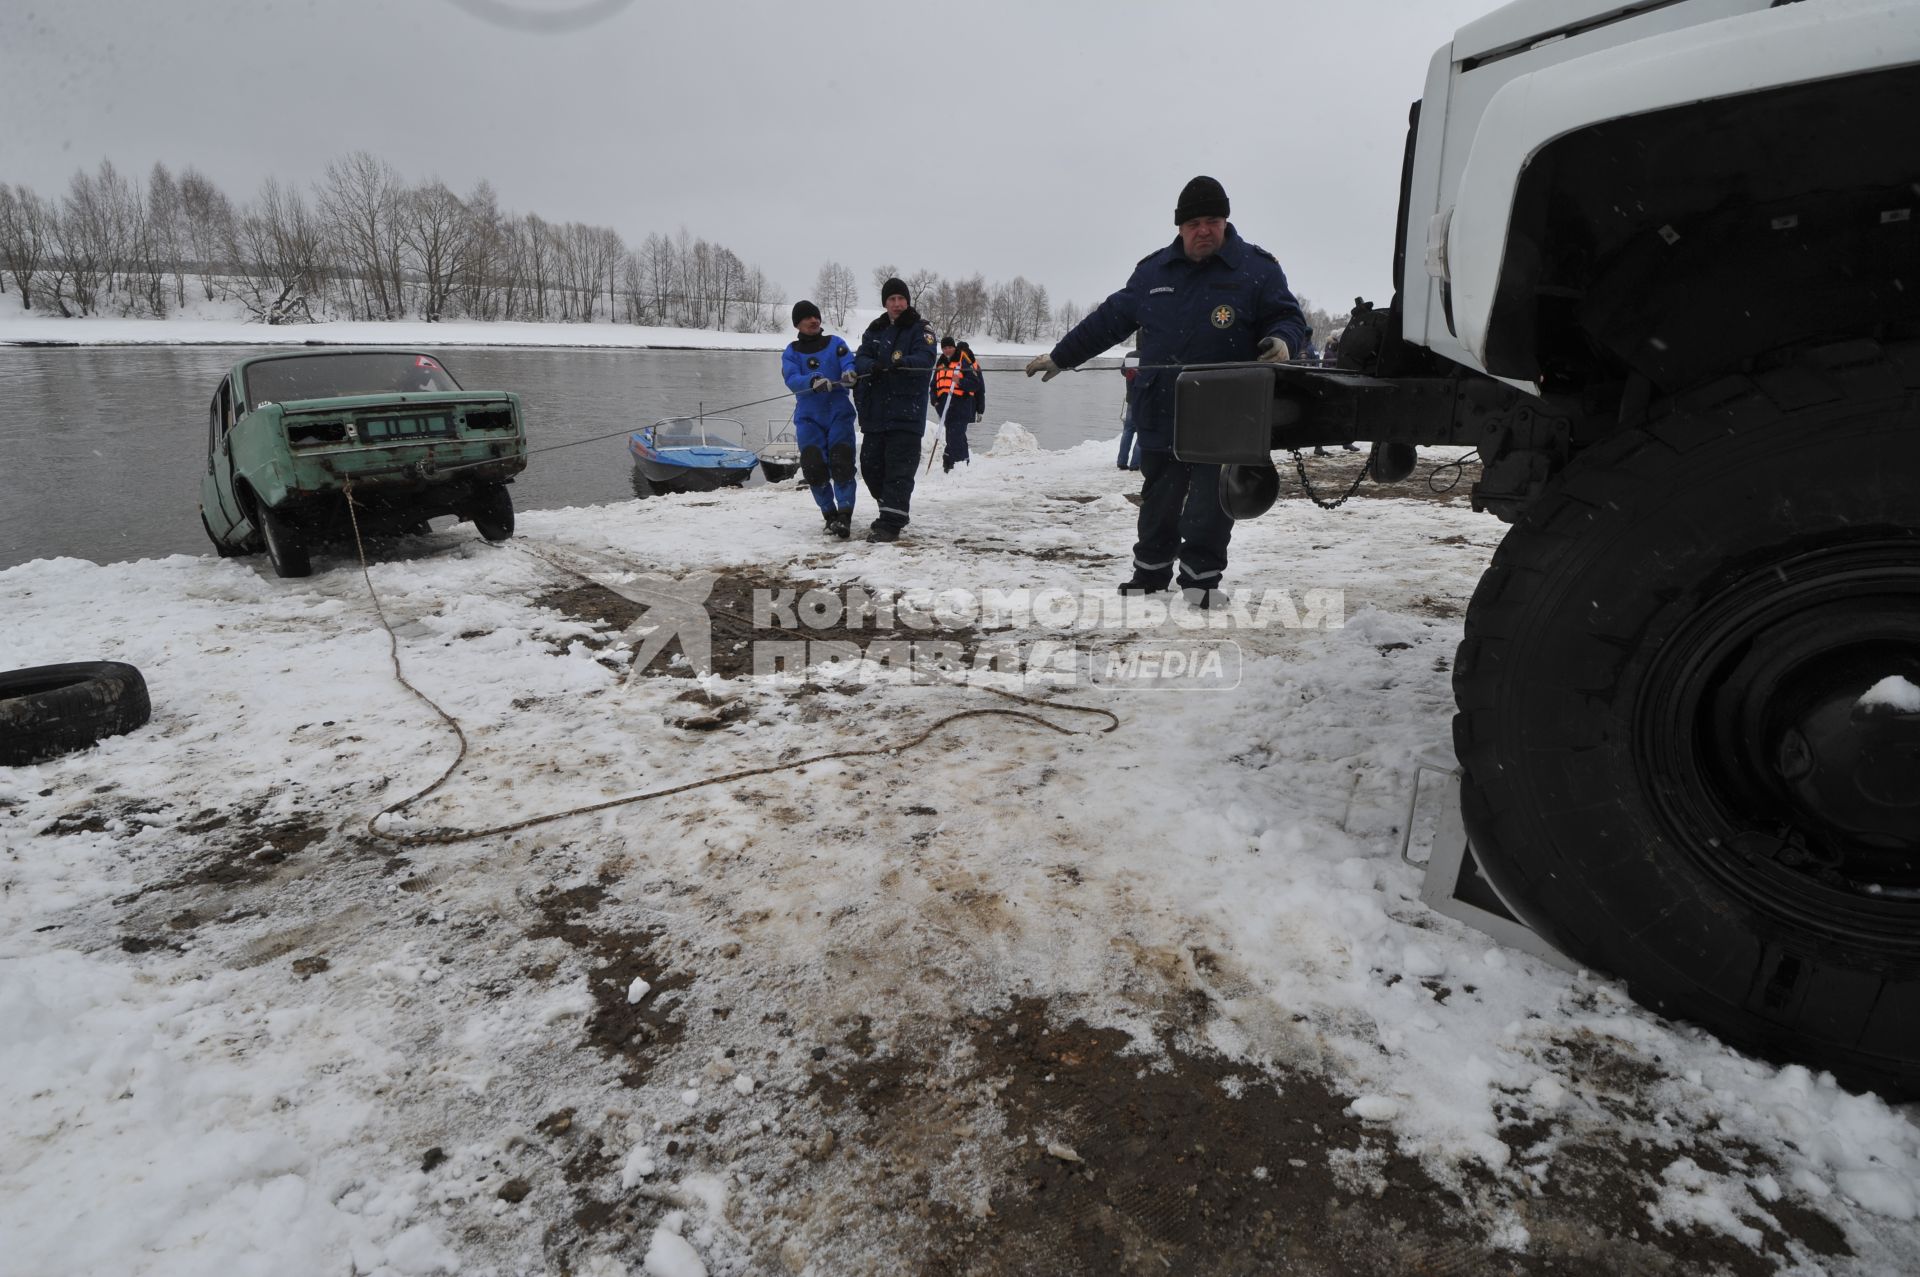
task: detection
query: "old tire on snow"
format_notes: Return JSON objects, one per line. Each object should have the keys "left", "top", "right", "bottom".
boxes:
{"left": 1453, "top": 338, "right": 1920, "bottom": 1097}
{"left": 0, "top": 662, "right": 152, "bottom": 766}
{"left": 471, "top": 483, "right": 514, "bottom": 542}
{"left": 258, "top": 502, "right": 311, "bottom": 578}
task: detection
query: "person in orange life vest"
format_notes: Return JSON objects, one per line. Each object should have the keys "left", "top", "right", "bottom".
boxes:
{"left": 930, "top": 335, "right": 984, "bottom": 472}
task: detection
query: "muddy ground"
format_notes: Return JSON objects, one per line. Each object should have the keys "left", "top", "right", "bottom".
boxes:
{"left": 35, "top": 538, "right": 1894, "bottom": 1277}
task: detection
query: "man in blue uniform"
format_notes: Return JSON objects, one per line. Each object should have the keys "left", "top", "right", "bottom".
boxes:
{"left": 1028, "top": 176, "right": 1308, "bottom": 604}
{"left": 781, "top": 299, "right": 859, "bottom": 538}
{"left": 854, "top": 277, "right": 938, "bottom": 543}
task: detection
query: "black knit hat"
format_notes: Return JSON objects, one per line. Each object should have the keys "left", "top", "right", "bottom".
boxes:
{"left": 1174, "top": 175, "right": 1229, "bottom": 224}
{"left": 940, "top": 334, "right": 956, "bottom": 347}
{"left": 791, "top": 299, "right": 821, "bottom": 327}
{"left": 881, "top": 276, "right": 910, "bottom": 304}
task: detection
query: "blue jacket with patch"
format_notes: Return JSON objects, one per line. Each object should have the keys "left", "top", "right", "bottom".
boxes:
{"left": 1049, "top": 225, "right": 1309, "bottom": 452}
{"left": 782, "top": 333, "right": 858, "bottom": 433}
{"left": 854, "top": 307, "right": 938, "bottom": 434}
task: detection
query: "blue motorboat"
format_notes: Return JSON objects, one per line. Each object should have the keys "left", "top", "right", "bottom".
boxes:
{"left": 628, "top": 416, "right": 759, "bottom": 496}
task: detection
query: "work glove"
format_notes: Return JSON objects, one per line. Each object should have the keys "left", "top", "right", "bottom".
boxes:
{"left": 839, "top": 369, "right": 859, "bottom": 387}
{"left": 1256, "top": 336, "right": 1291, "bottom": 363}
{"left": 1024, "top": 353, "right": 1061, "bottom": 382}
{"left": 809, "top": 376, "right": 832, "bottom": 393}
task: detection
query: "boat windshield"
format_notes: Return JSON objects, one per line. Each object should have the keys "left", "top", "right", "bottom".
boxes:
{"left": 245, "top": 353, "right": 462, "bottom": 408}
{"left": 652, "top": 417, "right": 747, "bottom": 448}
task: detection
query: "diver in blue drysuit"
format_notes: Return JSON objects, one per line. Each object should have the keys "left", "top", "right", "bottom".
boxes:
{"left": 781, "top": 299, "right": 860, "bottom": 538}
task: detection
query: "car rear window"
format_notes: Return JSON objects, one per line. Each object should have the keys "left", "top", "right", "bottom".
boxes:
{"left": 245, "top": 353, "right": 462, "bottom": 408}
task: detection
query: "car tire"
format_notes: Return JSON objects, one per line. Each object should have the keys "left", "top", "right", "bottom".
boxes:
{"left": 200, "top": 510, "right": 243, "bottom": 558}
{"left": 0, "top": 662, "right": 152, "bottom": 766}
{"left": 258, "top": 503, "right": 312, "bottom": 578}
{"left": 472, "top": 483, "right": 514, "bottom": 542}
{"left": 1452, "top": 337, "right": 1920, "bottom": 1097}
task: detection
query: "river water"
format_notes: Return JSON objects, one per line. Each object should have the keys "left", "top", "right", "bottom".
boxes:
{"left": 0, "top": 345, "right": 1130, "bottom": 570}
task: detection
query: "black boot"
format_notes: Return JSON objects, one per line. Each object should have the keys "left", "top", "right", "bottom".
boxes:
{"left": 1118, "top": 575, "right": 1169, "bottom": 595}
{"left": 831, "top": 511, "right": 852, "bottom": 539}
{"left": 1181, "top": 586, "right": 1223, "bottom": 610}
{"left": 822, "top": 510, "right": 841, "bottom": 536}
{"left": 867, "top": 523, "right": 900, "bottom": 544}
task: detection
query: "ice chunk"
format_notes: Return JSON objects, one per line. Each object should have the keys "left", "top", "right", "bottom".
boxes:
{"left": 643, "top": 1227, "right": 707, "bottom": 1277}
{"left": 1347, "top": 1095, "right": 1400, "bottom": 1121}
{"left": 621, "top": 1144, "right": 657, "bottom": 1187}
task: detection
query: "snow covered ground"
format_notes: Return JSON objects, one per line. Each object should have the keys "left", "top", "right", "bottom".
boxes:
{"left": 0, "top": 302, "right": 1056, "bottom": 361}
{"left": 2, "top": 434, "right": 1917, "bottom": 1276}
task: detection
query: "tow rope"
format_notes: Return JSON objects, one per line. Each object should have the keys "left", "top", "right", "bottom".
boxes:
{"left": 341, "top": 481, "right": 1120, "bottom": 848}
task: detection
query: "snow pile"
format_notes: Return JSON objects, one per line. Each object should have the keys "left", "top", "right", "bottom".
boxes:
{"left": 1858, "top": 674, "right": 1920, "bottom": 713}
{"left": 986, "top": 421, "right": 1040, "bottom": 454}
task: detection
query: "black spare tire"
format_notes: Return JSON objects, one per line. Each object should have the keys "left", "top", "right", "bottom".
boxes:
{"left": 1453, "top": 338, "right": 1920, "bottom": 1097}
{"left": 0, "top": 662, "right": 153, "bottom": 765}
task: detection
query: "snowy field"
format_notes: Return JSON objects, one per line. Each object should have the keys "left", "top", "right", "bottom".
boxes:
{"left": 2, "top": 432, "right": 1917, "bottom": 1277}
{"left": 0, "top": 304, "right": 1055, "bottom": 361}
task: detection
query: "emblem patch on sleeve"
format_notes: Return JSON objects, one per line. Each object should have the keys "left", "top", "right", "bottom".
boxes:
{"left": 924, "top": 331, "right": 936, "bottom": 345}
{"left": 1211, "top": 304, "right": 1235, "bottom": 329}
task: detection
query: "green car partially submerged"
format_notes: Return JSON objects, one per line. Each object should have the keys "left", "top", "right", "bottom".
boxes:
{"left": 199, "top": 349, "right": 529, "bottom": 577}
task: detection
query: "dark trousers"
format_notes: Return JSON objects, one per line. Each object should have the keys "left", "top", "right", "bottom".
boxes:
{"left": 936, "top": 401, "right": 974, "bottom": 465}
{"left": 860, "top": 430, "right": 922, "bottom": 530}
{"left": 1133, "top": 450, "right": 1233, "bottom": 589}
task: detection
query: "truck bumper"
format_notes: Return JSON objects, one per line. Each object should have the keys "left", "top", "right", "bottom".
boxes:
{"left": 1172, "top": 364, "right": 1482, "bottom": 466}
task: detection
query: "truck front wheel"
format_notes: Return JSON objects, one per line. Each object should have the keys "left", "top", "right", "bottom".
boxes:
{"left": 1452, "top": 339, "right": 1920, "bottom": 1097}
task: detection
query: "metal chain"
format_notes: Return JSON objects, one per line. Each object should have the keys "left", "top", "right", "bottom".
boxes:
{"left": 1287, "top": 449, "right": 1374, "bottom": 510}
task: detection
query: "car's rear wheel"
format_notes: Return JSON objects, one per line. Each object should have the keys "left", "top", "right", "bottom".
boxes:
{"left": 1453, "top": 338, "right": 1920, "bottom": 1097}
{"left": 471, "top": 483, "right": 514, "bottom": 542}
{"left": 258, "top": 503, "right": 312, "bottom": 578}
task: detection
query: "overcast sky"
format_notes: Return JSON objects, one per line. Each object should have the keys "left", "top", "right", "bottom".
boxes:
{"left": 1, "top": 0, "right": 1497, "bottom": 325}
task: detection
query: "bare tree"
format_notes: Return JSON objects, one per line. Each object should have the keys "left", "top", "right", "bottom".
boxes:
{"left": 906, "top": 268, "right": 940, "bottom": 309}
{"left": 1024, "top": 281, "right": 1052, "bottom": 342}
{"left": 227, "top": 177, "right": 324, "bottom": 324}
{"left": 456, "top": 179, "right": 504, "bottom": 320}
{"left": 634, "top": 232, "right": 675, "bottom": 325}
{"left": 813, "top": 260, "right": 856, "bottom": 327}
{"left": 401, "top": 179, "right": 472, "bottom": 321}
{"left": 869, "top": 263, "right": 899, "bottom": 305}
{"left": 147, "top": 162, "right": 185, "bottom": 310}
{"left": 178, "top": 167, "right": 233, "bottom": 302}
{"left": 0, "top": 184, "right": 53, "bottom": 311}
{"left": 953, "top": 273, "right": 988, "bottom": 336}
{"left": 519, "top": 213, "right": 552, "bottom": 320}
{"left": 57, "top": 162, "right": 129, "bottom": 315}
{"left": 318, "top": 152, "right": 405, "bottom": 319}
{"left": 599, "top": 226, "right": 626, "bottom": 323}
